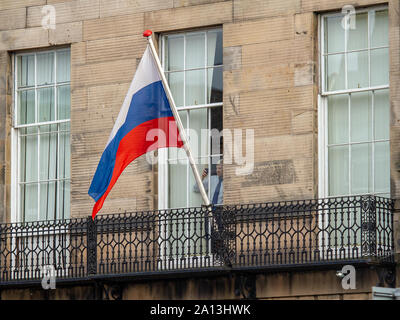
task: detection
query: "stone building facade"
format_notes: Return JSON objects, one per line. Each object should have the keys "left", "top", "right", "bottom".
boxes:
{"left": 0, "top": 0, "right": 399, "bottom": 300}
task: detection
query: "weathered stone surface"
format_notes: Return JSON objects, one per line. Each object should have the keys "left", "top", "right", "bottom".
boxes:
{"left": 301, "top": 0, "right": 387, "bottom": 12}
{"left": 223, "top": 46, "right": 241, "bottom": 72}
{"left": 83, "top": 13, "right": 144, "bottom": 41}
{"left": 71, "top": 41, "right": 86, "bottom": 66}
{"left": 223, "top": 15, "right": 293, "bottom": 47}
{"left": 0, "top": 8, "right": 26, "bottom": 31}
{"left": 294, "top": 62, "right": 314, "bottom": 87}
{"left": 234, "top": 0, "right": 301, "bottom": 21}
{"left": 241, "top": 160, "right": 297, "bottom": 187}
{"left": 144, "top": 1, "right": 233, "bottom": 32}
{"left": 71, "top": 58, "right": 136, "bottom": 88}
{"left": 27, "top": 0, "right": 100, "bottom": 27}
{"left": 0, "top": 0, "right": 45, "bottom": 11}
{"left": 100, "top": 0, "right": 173, "bottom": 18}
{"left": 49, "top": 21, "right": 82, "bottom": 44}
{"left": 291, "top": 110, "right": 314, "bottom": 135}
{"left": 0, "top": 267, "right": 380, "bottom": 299}
{"left": 173, "top": 0, "right": 227, "bottom": 7}
{"left": 0, "top": 27, "right": 49, "bottom": 51}
{"left": 85, "top": 35, "right": 145, "bottom": 64}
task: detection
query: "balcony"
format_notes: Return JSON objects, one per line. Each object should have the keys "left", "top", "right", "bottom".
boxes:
{"left": 0, "top": 195, "right": 395, "bottom": 287}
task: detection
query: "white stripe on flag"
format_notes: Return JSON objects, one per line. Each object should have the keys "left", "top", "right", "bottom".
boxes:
{"left": 106, "top": 46, "right": 161, "bottom": 147}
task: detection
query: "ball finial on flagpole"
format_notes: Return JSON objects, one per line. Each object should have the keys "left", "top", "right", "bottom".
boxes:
{"left": 143, "top": 30, "right": 152, "bottom": 37}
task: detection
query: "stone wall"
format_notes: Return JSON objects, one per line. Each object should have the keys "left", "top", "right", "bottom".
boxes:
{"left": 0, "top": 0, "right": 399, "bottom": 299}
{"left": 0, "top": 266, "right": 390, "bottom": 300}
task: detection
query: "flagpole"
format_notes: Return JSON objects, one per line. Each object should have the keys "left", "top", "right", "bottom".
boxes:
{"left": 143, "top": 30, "right": 212, "bottom": 208}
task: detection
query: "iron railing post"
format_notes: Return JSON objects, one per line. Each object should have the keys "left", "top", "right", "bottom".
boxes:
{"left": 361, "top": 195, "right": 377, "bottom": 257}
{"left": 87, "top": 216, "right": 97, "bottom": 275}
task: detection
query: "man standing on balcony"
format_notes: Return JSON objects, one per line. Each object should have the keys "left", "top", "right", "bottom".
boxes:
{"left": 194, "top": 159, "right": 232, "bottom": 265}
{"left": 193, "top": 160, "right": 223, "bottom": 205}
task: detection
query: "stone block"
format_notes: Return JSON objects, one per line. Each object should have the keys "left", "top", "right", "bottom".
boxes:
{"left": 144, "top": 1, "right": 232, "bottom": 32}
{"left": 100, "top": 0, "right": 173, "bottom": 18}
{"left": 86, "top": 35, "right": 145, "bottom": 64}
{"left": 0, "top": 27, "right": 49, "bottom": 51}
{"left": 0, "top": 8, "right": 26, "bottom": 31}
{"left": 0, "top": 0, "right": 45, "bottom": 11}
{"left": 234, "top": 0, "right": 301, "bottom": 21}
{"left": 83, "top": 13, "right": 144, "bottom": 41}
{"left": 49, "top": 21, "right": 82, "bottom": 45}
{"left": 71, "top": 58, "right": 136, "bottom": 88}
{"left": 223, "top": 15, "right": 293, "bottom": 47}
{"left": 27, "top": 0, "right": 100, "bottom": 27}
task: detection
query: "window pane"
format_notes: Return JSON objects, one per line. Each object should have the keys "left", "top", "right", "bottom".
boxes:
{"left": 371, "top": 10, "right": 388, "bottom": 48}
{"left": 324, "top": 15, "right": 345, "bottom": 53}
{"left": 347, "top": 12, "right": 368, "bottom": 51}
{"left": 374, "top": 89, "right": 389, "bottom": 140}
{"left": 208, "top": 30, "right": 223, "bottom": 66}
{"left": 185, "top": 69, "right": 205, "bottom": 105}
{"left": 350, "top": 91, "right": 372, "bottom": 143}
{"left": 60, "top": 124, "right": 71, "bottom": 179}
{"left": 18, "top": 90, "right": 35, "bottom": 125}
{"left": 328, "top": 145, "right": 349, "bottom": 196}
{"left": 57, "top": 85, "right": 70, "bottom": 120}
{"left": 188, "top": 108, "right": 208, "bottom": 158}
{"left": 19, "top": 136, "right": 26, "bottom": 182}
{"left": 186, "top": 32, "right": 205, "bottom": 69}
{"left": 326, "top": 54, "right": 345, "bottom": 91}
{"left": 166, "top": 35, "right": 184, "bottom": 71}
{"left": 40, "top": 181, "right": 56, "bottom": 221}
{"left": 169, "top": 161, "right": 187, "bottom": 208}
{"left": 207, "top": 67, "right": 223, "bottom": 104}
{"left": 328, "top": 94, "right": 348, "bottom": 144}
{"left": 56, "top": 50, "right": 70, "bottom": 83}
{"left": 39, "top": 129, "right": 57, "bottom": 180}
{"left": 371, "top": 48, "right": 389, "bottom": 86}
{"left": 21, "top": 184, "right": 38, "bottom": 222}
{"left": 211, "top": 154, "right": 223, "bottom": 167}
{"left": 38, "top": 87, "right": 55, "bottom": 122}
{"left": 165, "top": 35, "right": 184, "bottom": 71}
{"left": 210, "top": 107, "right": 223, "bottom": 155}
{"left": 375, "top": 141, "right": 390, "bottom": 193}
{"left": 20, "top": 133, "right": 38, "bottom": 182}
{"left": 17, "top": 55, "right": 35, "bottom": 87}
{"left": 168, "top": 110, "right": 187, "bottom": 160}
{"left": 167, "top": 72, "right": 184, "bottom": 107}
{"left": 189, "top": 161, "right": 205, "bottom": 207}
{"left": 351, "top": 143, "right": 372, "bottom": 194}
{"left": 37, "top": 52, "right": 54, "bottom": 85}
{"left": 59, "top": 180, "right": 70, "bottom": 219}
{"left": 347, "top": 51, "right": 368, "bottom": 89}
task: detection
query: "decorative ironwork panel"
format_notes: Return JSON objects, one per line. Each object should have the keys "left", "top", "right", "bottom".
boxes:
{"left": 360, "top": 196, "right": 377, "bottom": 257}
{"left": 87, "top": 217, "right": 97, "bottom": 275}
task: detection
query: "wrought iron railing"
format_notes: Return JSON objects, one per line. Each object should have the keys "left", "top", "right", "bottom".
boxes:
{"left": 0, "top": 195, "right": 394, "bottom": 284}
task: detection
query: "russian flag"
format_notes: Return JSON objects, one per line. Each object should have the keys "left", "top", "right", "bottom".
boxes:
{"left": 88, "top": 46, "right": 183, "bottom": 219}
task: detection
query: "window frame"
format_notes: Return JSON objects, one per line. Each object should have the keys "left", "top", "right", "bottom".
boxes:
{"left": 158, "top": 28, "right": 223, "bottom": 210}
{"left": 318, "top": 5, "right": 390, "bottom": 199}
{"left": 11, "top": 47, "right": 71, "bottom": 223}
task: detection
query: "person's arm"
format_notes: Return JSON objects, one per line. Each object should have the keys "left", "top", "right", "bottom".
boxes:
{"left": 193, "top": 169, "right": 209, "bottom": 193}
